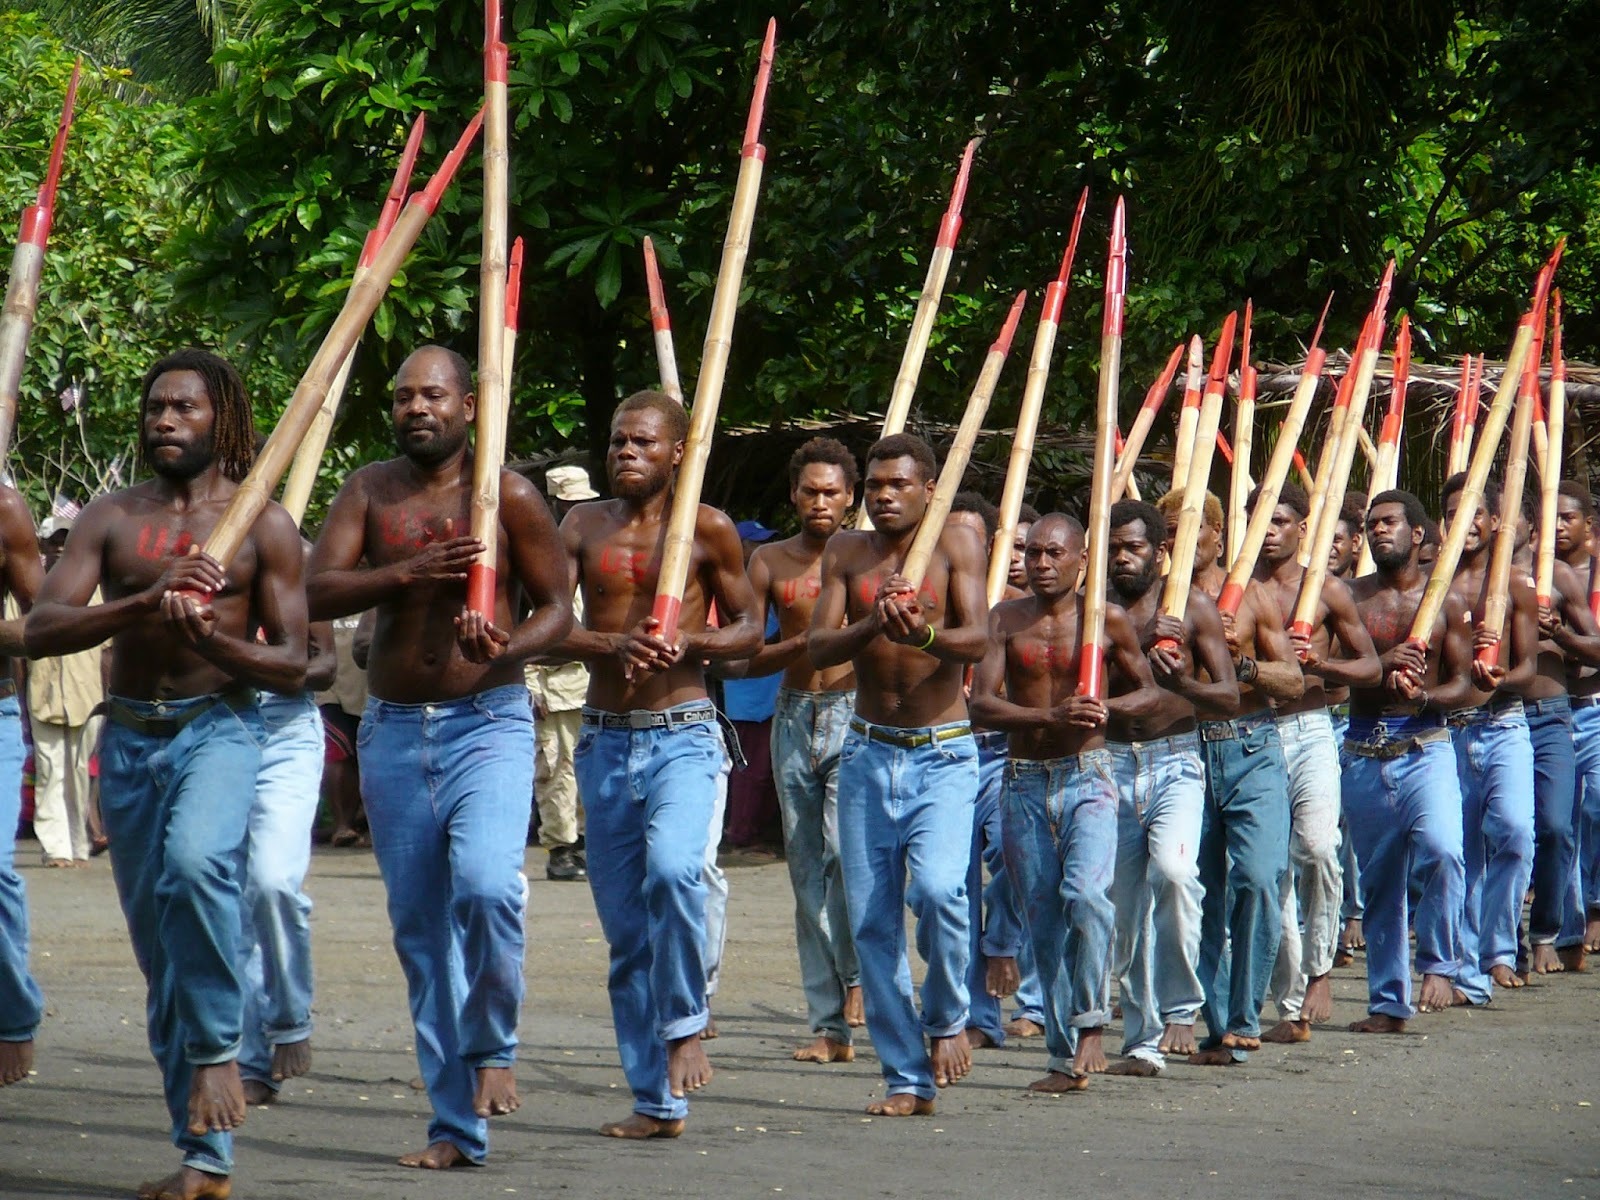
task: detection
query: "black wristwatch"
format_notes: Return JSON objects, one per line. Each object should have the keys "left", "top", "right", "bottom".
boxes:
{"left": 1236, "top": 655, "right": 1259, "bottom": 684}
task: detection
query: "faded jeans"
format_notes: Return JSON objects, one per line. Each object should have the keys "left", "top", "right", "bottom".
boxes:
{"left": 1270, "top": 710, "right": 1344, "bottom": 1021}
{"left": 1561, "top": 699, "right": 1600, "bottom": 945}
{"left": 968, "top": 732, "right": 1024, "bottom": 1045}
{"left": 0, "top": 699, "right": 42, "bottom": 1044}
{"left": 1526, "top": 695, "right": 1575, "bottom": 947}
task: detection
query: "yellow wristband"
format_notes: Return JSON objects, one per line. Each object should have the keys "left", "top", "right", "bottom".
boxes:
{"left": 918, "top": 625, "right": 937, "bottom": 651}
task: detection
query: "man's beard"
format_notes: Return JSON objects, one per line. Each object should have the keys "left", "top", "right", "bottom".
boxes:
{"left": 1370, "top": 539, "right": 1412, "bottom": 571}
{"left": 611, "top": 469, "right": 666, "bottom": 501}
{"left": 145, "top": 437, "right": 213, "bottom": 481}
{"left": 397, "top": 423, "right": 467, "bottom": 466}
{"left": 1110, "top": 561, "right": 1158, "bottom": 602}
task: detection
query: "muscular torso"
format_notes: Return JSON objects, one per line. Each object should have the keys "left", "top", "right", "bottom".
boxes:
{"left": 1348, "top": 576, "right": 1448, "bottom": 718}
{"left": 1110, "top": 584, "right": 1201, "bottom": 741}
{"left": 1522, "top": 560, "right": 1575, "bottom": 701}
{"left": 996, "top": 595, "right": 1103, "bottom": 759}
{"left": 1261, "top": 566, "right": 1329, "bottom": 716}
{"left": 1567, "top": 555, "right": 1600, "bottom": 698}
{"left": 762, "top": 536, "right": 854, "bottom": 692}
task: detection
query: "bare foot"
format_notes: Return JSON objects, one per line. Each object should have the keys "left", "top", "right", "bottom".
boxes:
{"left": 398, "top": 1141, "right": 473, "bottom": 1168}
{"left": 964, "top": 1027, "right": 998, "bottom": 1050}
{"left": 1027, "top": 1070, "right": 1088, "bottom": 1093}
{"left": 1558, "top": 945, "right": 1588, "bottom": 973}
{"left": 241, "top": 1080, "right": 276, "bottom": 1106}
{"left": 1072, "top": 1027, "right": 1107, "bottom": 1075}
{"left": 1416, "top": 973, "right": 1455, "bottom": 1012}
{"left": 1585, "top": 914, "right": 1600, "bottom": 954}
{"left": 1350, "top": 1013, "right": 1407, "bottom": 1033}
{"left": 1301, "top": 973, "right": 1333, "bottom": 1024}
{"left": 1341, "top": 917, "right": 1365, "bottom": 950}
{"left": 600, "top": 1114, "right": 686, "bottom": 1139}
{"left": 930, "top": 1034, "right": 972, "bottom": 1087}
{"left": 1158, "top": 1023, "right": 1197, "bottom": 1055}
{"left": 667, "top": 1034, "right": 713, "bottom": 1097}
{"left": 792, "top": 1036, "right": 854, "bottom": 1064}
{"left": 269, "top": 1038, "right": 311, "bottom": 1082}
{"left": 1333, "top": 947, "right": 1355, "bottom": 968}
{"left": 1187, "top": 1047, "right": 1241, "bottom": 1066}
{"left": 1261, "top": 1020, "right": 1311, "bottom": 1044}
{"left": 1489, "top": 964, "right": 1525, "bottom": 989}
{"left": 985, "top": 955, "right": 1019, "bottom": 998}
{"left": 843, "top": 986, "right": 865, "bottom": 1027}
{"left": 699, "top": 1015, "right": 719, "bottom": 1040}
{"left": 865, "top": 1093, "right": 935, "bottom": 1116}
{"left": 1004, "top": 1017, "right": 1044, "bottom": 1039}
{"left": 136, "top": 1168, "right": 232, "bottom": 1199}
{"left": 1531, "top": 943, "right": 1564, "bottom": 974}
{"left": 186, "top": 1063, "right": 246, "bottom": 1136}
{"left": 1221, "top": 1031, "right": 1260, "bottom": 1052}
{"left": 473, "top": 1065, "right": 520, "bottom": 1117}
{"left": 1450, "top": 987, "right": 1476, "bottom": 1007}
{"left": 1105, "top": 1057, "right": 1161, "bottom": 1077}
{"left": 0, "top": 1038, "right": 33, "bottom": 1085}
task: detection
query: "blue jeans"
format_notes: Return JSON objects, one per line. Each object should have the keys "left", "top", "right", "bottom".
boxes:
{"left": 1568, "top": 701, "right": 1600, "bottom": 940}
{"left": 359, "top": 685, "right": 534, "bottom": 1162}
{"left": 0, "top": 699, "right": 41, "bottom": 1043}
{"left": 1002, "top": 752, "right": 1117, "bottom": 1075}
{"left": 1342, "top": 717, "right": 1464, "bottom": 1018}
{"left": 1108, "top": 733, "right": 1205, "bottom": 1067}
{"left": 239, "top": 691, "right": 323, "bottom": 1089}
{"left": 1197, "top": 716, "right": 1289, "bottom": 1058}
{"left": 968, "top": 732, "right": 1023, "bottom": 1045}
{"left": 772, "top": 688, "right": 859, "bottom": 1043}
{"left": 704, "top": 744, "right": 731, "bottom": 998}
{"left": 838, "top": 718, "right": 976, "bottom": 1100}
{"left": 575, "top": 703, "right": 721, "bottom": 1121}
{"left": 100, "top": 694, "right": 264, "bottom": 1177}
{"left": 1271, "top": 710, "right": 1344, "bottom": 1019}
{"left": 1010, "top": 943, "right": 1045, "bottom": 1026}
{"left": 1332, "top": 710, "right": 1364, "bottom": 923}
{"left": 1526, "top": 696, "right": 1575, "bottom": 946}
{"left": 1450, "top": 704, "right": 1534, "bottom": 1004}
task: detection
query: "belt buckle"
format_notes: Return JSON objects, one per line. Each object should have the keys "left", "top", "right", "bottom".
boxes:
{"left": 1369, "top": 720, "right": 1392, "bottom": 746}
{"left": 627, "top": 711, "right": 656, "bottom": 730}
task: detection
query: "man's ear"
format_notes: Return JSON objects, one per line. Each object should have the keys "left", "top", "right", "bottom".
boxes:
{"left": 672, "top": 439, "right": 686, "bottom": 468}
{"left": 464, "top": 391, "right": 477, "bottom": 423}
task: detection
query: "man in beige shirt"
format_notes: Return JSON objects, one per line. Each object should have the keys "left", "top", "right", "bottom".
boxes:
{"left": 27, "top": 516, "right": 104, "bottom": 866}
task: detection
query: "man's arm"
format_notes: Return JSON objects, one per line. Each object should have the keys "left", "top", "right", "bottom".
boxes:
{"left": 1103, "top": 605, "right": 1161, "bottom": 720}
{"left": 1307, "top": 578, "right": 1382, "bottom": 688}
{"left": 0, "top": 490, "right": 42, "bottom": 654}
{"left": 721, "top": 547, "right": 807, "bottom": 680}
{"left": 684, "top": 506, "right": 762, "bottom": 662}
{"left": 1480, "top": 580, "right": 1541, "bottom": 693}
{"left": 460, "top": 473, "right": 573, "bottom": 664}
{"left": 1547, "top": 560, "right": 1600, "bottom": 667}
{"left": 1153, "top": 592, "right": 1240, "bottom": 716}
{"left": 1427, "top": 593, "right": 1478, "bottom": 711}
{"left": 305, "top": 620, "right": 339, "bottom": 692}
{"left": 876, "top": 525, "right": 990, "bottom": 663}
{"left": 1242, "top": 582, "right": 1304, "bottom": 702}
{"left": 968, "top": 607, "right": 1050, "bottom": 730}
{"left": 808, "top": 535, "right": 880, "bottom": 669}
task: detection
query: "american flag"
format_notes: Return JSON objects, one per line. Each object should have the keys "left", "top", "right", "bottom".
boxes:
{"left": 51, "top": 493, "right": 80, "bottom": 521}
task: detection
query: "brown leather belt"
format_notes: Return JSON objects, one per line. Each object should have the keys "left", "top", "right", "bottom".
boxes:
{"left": 107, "top": 690, "right": 255, "bottom": 739}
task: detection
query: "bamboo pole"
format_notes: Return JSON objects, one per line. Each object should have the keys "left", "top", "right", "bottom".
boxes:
{"left": 1110, "top": 341, "right": 1183, "bottom": 502}
{"left": 1356, "top": 313, "right": 1409, "bottom": 575}
{"left": 0, "top": 62, "right": 81, "bottom": 465}
{"left": 1447, "top": 353, "right": 1474, "bottom": 477}
{"left": 1114, "top": 427, "right": 1142, "bottom": 501}
{"left": 1226, "top": 300, "right": 1256, "bottom": 568}
{"left": 202, "top": 112, "right": 484, "bottom": 568}
{"left": 642, "top": 236, "right": 684, "bottom": 404}
{"left": 281, "top": 115, "right": 426, "bottom": 526}
{"left": 1478, "top": 342, "right": 1537, "bottom": 668}
{"left": 985, "top": 189, "right": 1089, "bottom": 607}
{"left": 1537, "top": 291, "right": 1566, "bottom": 608}
{"left": 1524, "top": 240, "right": 1564, "bottom": 488}
{"left": 900, "top": 292, "right": 1027, "bottom": 595}
{"left": 1170, "top": 335, "right": 1204, "bottom": 492}
{"left": 1218, "top": 299, "right": 1333, "bottom": 615}
{"left": 1355, "top": 425, "right": 1379, "bottom": 476}
{"left": 1077, "top": 198, "right": 1127, "bottom": 699}
{"left": 1155, "top": 312, "right": 1237, "bottom": 642}
{"left": 1300, "top": 358, "right": 1358, "bottom": 566}
{"left": 1461, "top": 354, "right": 1484, "bottom": 471}
{"left": 650, "top": 20, "right": 777, "bottom": 641}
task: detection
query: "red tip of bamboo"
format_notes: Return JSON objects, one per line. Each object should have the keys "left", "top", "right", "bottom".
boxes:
{"left": 1552, "top": 291, "right": 1565, "bottom": 382}
{"left": 467, "top": 563, "right": 497, "bottom": 617}
{"left": 381, "top": 116, "right": 426, "bottom": 233}
{"left": 38, "top": 59, "right": 81, "bottom": 213}
{"left": 1217, "top": 580, "right": 1245, "bottom": 617}
{"left": 1475, "top": 640, "right": 1502, "bottom": 669}
{"left": 1102, "top": 197, "right": 1128, "bottom": 341}
{"left": 505, "top": 237, "right": 524, "bottom": 331}
{"left": 1215, "top": 430, "right": 1233, "bottom": 464}
{"left": 643, "top": 236, "right": 672, "bottom": 332}
{"left": 935, "top": 139, "right": 980, "bottom": 251}
{"left": 1142, "top": 342, "right": 1185, "bottom": 413}
{"left": 1240, "top": 299, "right": 1253, "bottom": 374}
{"left": 1372, "top": 259, "right": 1396, "bottom": 321}
{"left": 741, "top": 19, "right": 778, "bottom": 159}
{"left": 1076, "top": 643, "right": 1106, "bottom": 700}
{"left": 992, "top": 290, "right": 1028, "bottom": 357}
{"left": 1532, "top": 238, "right": 1566, "bottom": 314}
{"left": 650, "top": 592, "right": 684, "bottom": 642}
{"left": 417, "top": 109, "right": 485, "bottom": 214}
{"left": 1182, "top": 336, "right": 1204, "bottom": 408}
{"left": 1292, "top": 448, "right": 1309, "bottom": 474}
{"left": 1309, "top": 291, "right": 1335, "bottom": 353}
{"left": 1114, "top": 426, "right": 1127, "bottom": 454}
{"left": 1206, "top": 311, "right": 1238, "bottom": 387}
{"left": 1040, "top": 187, "right": 1091, "bottom": 325}
{"left": 1389, "top": 314, "right": 1411, "bottom": 423}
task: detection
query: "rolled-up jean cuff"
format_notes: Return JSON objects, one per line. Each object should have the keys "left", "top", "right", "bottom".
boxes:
{"left": 1072, "top": 1008, "right": 1111, "bottom": 1029}
{"left": 183, "top": 1153, "right": 230, "bottom": 1178}
{"left": 188, "top": 1039, "right": 242, "bottom": 1066}
{"left": 0, "top": 1029, "right": 35, "bottom": 1042}
{"left": 890, "top": 1084, "right": 936, "bottom": 1100}
{"left": 1047, "top": 1054, "right": 1079, "bottom": 1076}
{"left": 267, "top": 1020, "right": 313, "bottom": 1047}
{"left": 1129, "top": 1046, "right": 1165, "bottom": 1068}
{"left": 980, "top": 933, "right": 1022, "bottom": 958}
{"left": 468, "top": 1053, "right": 516, "bottom": 1070}
{"left": 660, "top": 1010, "right": 710, "bottom": 1042}
{"left": 923, "top": 1016, "right": 967, "bottom": 1041}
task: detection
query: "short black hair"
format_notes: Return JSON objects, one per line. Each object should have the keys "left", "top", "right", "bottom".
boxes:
{"left": 614, "top": 389, "right": 688, "bottom": 443}
{"left": 1250, "top": 481, "right": 1308, "bottom": 519}
{"left": 1337, "top": 491, "right": 1367, "bottom": 534}
{"left": 1442, "top": 471, "right": 1501, "bottom": 518}
{"left": 950, "top": 491, "right": 998, "bottom": 541}
{"left": 1421, "top": 517, "right": 1442, "bottom": 549}
{"left": 788, "top": 436, "right": 858, "bottom": 491}
{"left": 867, "top": 433, "right": 938, "bottom": 483}
{"left": 402, "top": 344, "right": 473, "bottom": 395}
{"left": 1109, "top": 498, "right": 1166, "bottom": 544}
{"left": 1558, "top": 480, "right": 1595, "bottom": 518}
{"left": 1368, "top": 488, "right": 1428, "bottom": 532}
{"left": 1017, "top": 502, "right": 1041, "bottom": 525}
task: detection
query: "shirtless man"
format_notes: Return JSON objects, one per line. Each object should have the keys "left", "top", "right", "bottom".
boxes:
{"left": 1343, "top": 489, "right": 1476, "bottom": 1030}
{"left": 554, "top": 390, "right": 759, "bottom": 1139}
{"left": 1330, "top": 491, "right": 1368, "bottom": 962}
{"left": 1557, "top": 483, "right": 1600, "bottom": 954}
{"left": 1250, "top": 483, "right": 1380, "bottom": 1043}
{"left": 1101, "top": 500, "right": 1238, "bottom": 1075}
{"left": 1437, "top": 474, "right": 1538, "bottom": 1005}
{"left": 26, "top": 349, "right": 308, "bottom": 1200}
{"left": 1154, "top": 490, "right": 1303, "bottom": 1064}
{"left": 308, "top": 345, "right": 572, "bottom": 1168}
{"left": 0, "top": 486, "right": 44, "bottom": 1087}
{"left": 734, "top": 436, "right": 864, "bottom": 1064}
{"left": 969, "top": 514, "right": 1158, "bottom": 1091}
{"left": 808, "top": 433, "right": 989, "bottom": 1116}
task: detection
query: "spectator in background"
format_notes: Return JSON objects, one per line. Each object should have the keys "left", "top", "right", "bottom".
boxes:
{"left": 27, "top": 515, "right": 105, "bottom": 867}
{"left": 722, "top": 520, "right": 784, "bottom": 854}
{"left": 316, "top": 610, "right": 372, "bottom": 847}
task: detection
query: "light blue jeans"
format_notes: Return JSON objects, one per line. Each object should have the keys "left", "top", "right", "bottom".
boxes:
{"left": 1332, "top": 709, "right": 1364, "bottom": 924}
{"left": 1108, "top": 733, "right": 1205, "bottom": 1068}
{"left": 576, "top": 703, "right": 721, "bottom": 1121}
{"left": 1526, "top": 696, "right": 1575, "bottom": 947}
{"left": 238, "top": 691, "right": 324, "bottom": 1090}
{"left": 1567, "top": 700, "right": 1600, "bottom": 941}
{"left": 1450, "top": 703, "right": 1534, "bottom": 1004}
{"left": 1342, "top": 716, "right": 1464, "bottom": 1018}
{"left": 0, "top": 699, "right": 41, "bottom": 1043}
{"left": 968, "top": 732, "right": 1024, "bottom": 1045}
{"left": 1011, "top": 944, "right": 1046, "bottom": 1027}
{"left": 1271, "top": 710, "right": 1344, "bottom": 1020}
{"left": 838, "top": 717, "right": 976, "bottom": 1100}
{"left": 100, "top": 693, "right": 264, "bottom": 1177}
{"left": 704, "top": 743, "right": 731, "bottom": 998}
{"left": 1197, "top": 715, "right": 1289, "bottom": 1059}
{"left": 1002, "top": 752, "right": 1117, "bottom": 1076}
{"left": 771, "top": 688, "right": 859, "bottom": 1044}
{"left": 359, "top": 685, "right": 534, "bottom": 1163}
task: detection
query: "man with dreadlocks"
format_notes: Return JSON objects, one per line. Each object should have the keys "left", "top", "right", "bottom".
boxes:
{"left": 26, "top": 348, "right": 309, "bottom": 1200}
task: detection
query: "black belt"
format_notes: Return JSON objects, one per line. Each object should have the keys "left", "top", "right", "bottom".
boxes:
{"left": 1572, "top": 695, "right": 1600, "bottom": 710}
{"left": 1523, "top": 696, "right": 1572, "bottom": 717}
{"left": 1346, "top": 726, "right": 1451, "bottom": 760}
{"left": 849, "top": 717, "right": 971, "bottom": 749}
{"left": 583, "top": 704, "right": 717, "bottom": 731}
{"left": 1198, "top": 710, "right": 1276, "bottom": 743}
{"left": 1445, "top": 695, "right": 1525, "bottom": 727}
{"left": 107, "top": 690, "right": 255, "bottom": 739}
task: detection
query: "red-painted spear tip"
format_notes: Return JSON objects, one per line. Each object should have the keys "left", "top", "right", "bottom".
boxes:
{"left": 1142, "top": 341, "right": 1185, "bottom": 413}
{"left": 742, "top": 19, "right": 778, "bottom": 152}
{"left": 946, "top": 139, "right": 980, "bottom": 219}
{"left": 505, "top": 237, "right": 525, "bottom": 331}
{"left": 38, "top": 59, "right": 82, "bottom": 211}
{"left": 992, "top": 290, "right": 1028, "bottom": 356}
{"left": 1206, "top": 311, "right": 1238, "bottom": 385}
{"left": 1240, "top": 298, "right": 1253, "bottom": 367}
{"left": 1054, "top": 186, "right": 1090, "bottom": 285}
{"left": 417, "top": 109, "right": 485, "bottom": 212}
{"left": 1308, "top": 291, "right": 1335, "bottom": 352}
{"left": 373, "top": 114, "right": 427, "bottom": 249}
{"left": 643, "top": 237, "right": 669, "bottom": 314}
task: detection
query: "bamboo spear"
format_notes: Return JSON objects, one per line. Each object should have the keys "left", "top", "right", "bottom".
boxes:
{"left": 1114, "top": 426, "right": 1142, "bottom": 500}
{"left": 986, "top": 189, "right": 1089, "bottom": 606}
{"left": 201, "top": 112, "right": 484, "bottom": 568}
{"left": 1300, "top": 357, "right": 1358, "bottom": 566}
{"left": 642, "top": 236, "right": 684, "bottom": 403}
{"left": 1170, "top": 335, "right": 1204, "bottom": 491}
{"left": 1477, "top": 329, "right": 1538, "bottom": 668}
{"left": 1460, "top": 355, "right": 1484, "bottom": 472}
{"left": 466, "top": 0, "right": 513, "bottom": 618}
{"left": 1355, "top": 313, "right": 1409, "bottom": 575}
{"left": 0, "top": 62, "right": 81, "bottom": 465}
{"left": 900, "top": 292, "right": 1027, "bottom": 595}
{"left": 1536, "top": 291, "right": 1566, "bottom": 609}
{"left": 650, "top": 20, "right": 777, "bottom": 641}
{"left": 1226, "top": 300, "right": 1256, "bottom": 567}
{"left": 1110, "top": 341, "right": 1183, "bottom": 502}
{"left": 1446, "top": 353, "right": 1474, "bottom": 477}
{"left": 280, "top": 115, "right": 426, "bottom": 525}
{"left": 1217, "top": 297, "right": 1333, "bottom": 615}
{"left": 1525, "top": 241, "right": 1564, "bottom": 485}
{"left": 1077, "top": 198, "right": 1127, "bottom": 699}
